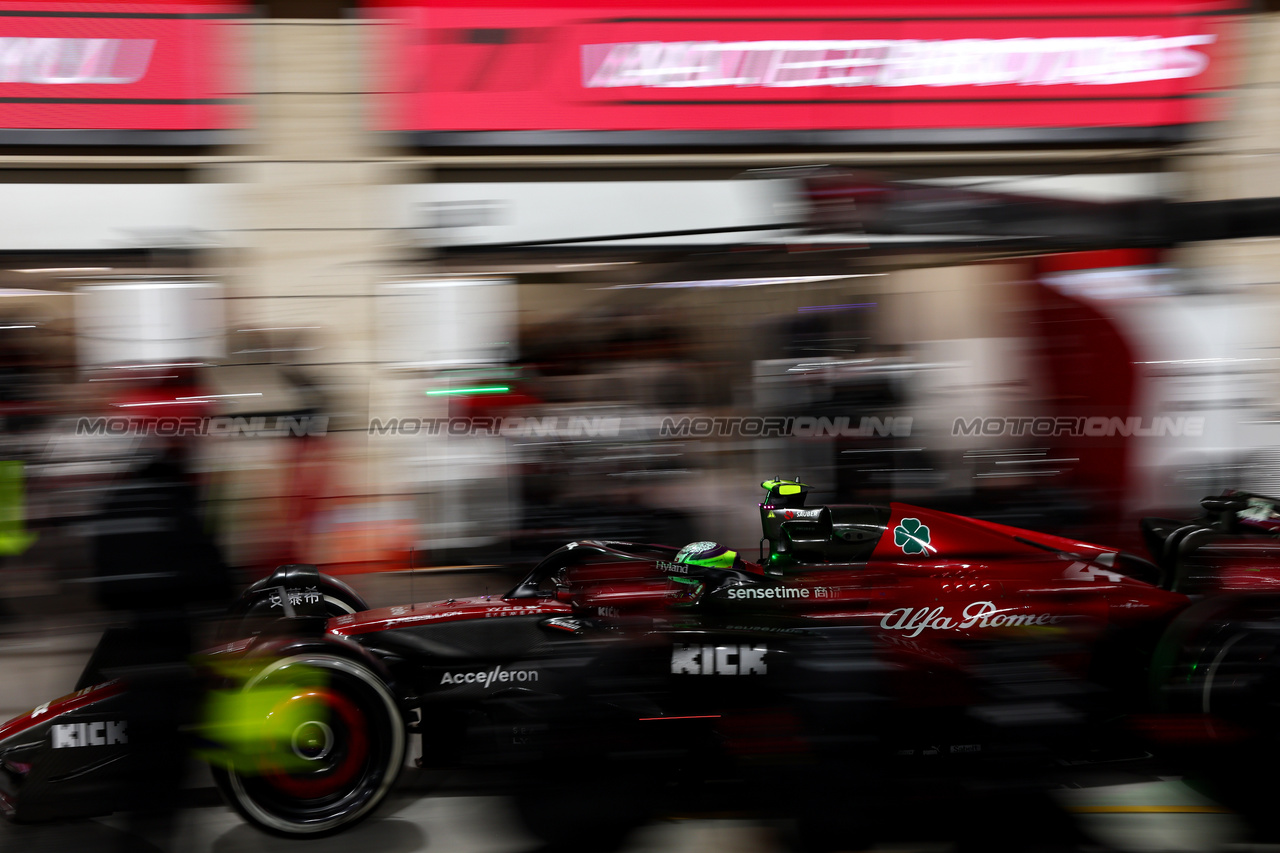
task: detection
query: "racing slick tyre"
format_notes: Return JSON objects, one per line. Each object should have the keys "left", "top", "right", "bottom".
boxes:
{"left": 209, "top": 654, "right": 406, "bottom": 838}
{"left": 1151, "top": 595, "right": 1280, "bottom": 840}
{"left": 1151, "top": 594, "right": 1280, "bottom": 738}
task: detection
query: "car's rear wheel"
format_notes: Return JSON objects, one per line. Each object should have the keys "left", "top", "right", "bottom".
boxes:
{"left": 210, "top": 654, "right": 405, "bottom": 837}
{"left": 1151, "top": 597, "right": 1280, "bottom": 840}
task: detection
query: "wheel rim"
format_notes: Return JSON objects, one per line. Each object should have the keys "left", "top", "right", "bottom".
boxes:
{"left": 292, "top": 719, "right": 335, "bottom": 762}
{"left": 225, "top": 656, "right": 405, "bottom": 835}
{"left": 259, "top": 688, "right": 369, "bottom": 800}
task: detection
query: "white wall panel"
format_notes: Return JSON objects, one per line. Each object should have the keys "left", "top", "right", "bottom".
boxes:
{"left": 0, "top": 184, "right": 226, "bottom": 250}
{"left": 397, "top": 179, "right": 801, "bottom": 247}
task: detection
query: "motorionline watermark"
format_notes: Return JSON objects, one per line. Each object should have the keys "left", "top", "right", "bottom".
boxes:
{"left": 367, "top": 415, "right": 912, "bottom": 438}
{"left": 658, "top": 416, "right": 912, "bottom": 438}
{"left": 953, "top": 416, "right": 1205, "bottom": 438}
{"left": 369, "top": 416, "right": 624, "bottom": 438}
{"left": 74, "top": 413, "right": 913, "bottom": 440}
{"left": 76, "top": 416, "right": 329, "bottom": 438}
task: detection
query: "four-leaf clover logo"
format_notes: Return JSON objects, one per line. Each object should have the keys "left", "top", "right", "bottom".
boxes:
{"left": 893, "top": 518, "right": 934, "bottom": 555}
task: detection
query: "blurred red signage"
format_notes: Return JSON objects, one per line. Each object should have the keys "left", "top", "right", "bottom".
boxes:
{"left": 0, "top": 1, "right": 244, "bottom": 137}
{"left": 367, "top": 0, "right": 1239, "bottom": 144}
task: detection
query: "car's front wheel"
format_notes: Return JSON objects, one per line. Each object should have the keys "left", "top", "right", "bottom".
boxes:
{"left": 210, "top": 654, "right": 406, "bottom": 837}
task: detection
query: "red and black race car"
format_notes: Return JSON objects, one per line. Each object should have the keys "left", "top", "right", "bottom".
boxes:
{"left": 3, "top": 480, "right": 1280, "bottom": 844}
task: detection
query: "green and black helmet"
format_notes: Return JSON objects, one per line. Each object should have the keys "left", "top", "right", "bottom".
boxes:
{"left": 657, "top": 541, "right": 741, "bottom": 601}
{"left": 657, "top": 541, "right": 743, "bottom": 586}
{"left": 674, "top": 540, "right": 739, "bottom": 571}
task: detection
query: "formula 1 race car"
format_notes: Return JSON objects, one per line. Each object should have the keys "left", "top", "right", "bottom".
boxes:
{"left": 4, "top": 481, "right": 1280, "bottom": 846}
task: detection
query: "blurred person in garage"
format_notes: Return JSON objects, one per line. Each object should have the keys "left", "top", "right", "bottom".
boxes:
{"left": 87, "top": 396, "right": 231, "bottom": 851}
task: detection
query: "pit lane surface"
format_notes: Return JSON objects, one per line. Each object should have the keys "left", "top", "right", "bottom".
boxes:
{"left": 0, "top": 779, "right": 1250, "bottom": 853}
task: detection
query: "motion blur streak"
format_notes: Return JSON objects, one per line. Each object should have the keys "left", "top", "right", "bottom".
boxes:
{"left": 1, "top": 0, "right": 1279, "bottom": 851}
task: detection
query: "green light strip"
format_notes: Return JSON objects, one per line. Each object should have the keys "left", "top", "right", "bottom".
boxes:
{"left": 425, "top": 386, "right": 510, "bottom": 397}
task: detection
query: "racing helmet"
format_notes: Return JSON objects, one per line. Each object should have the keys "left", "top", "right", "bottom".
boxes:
{"left": 659, "top": 541, "right": 741, "bottom": 602}
{"left": 673, "top": 541, "right": 740, "bottom": 571}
